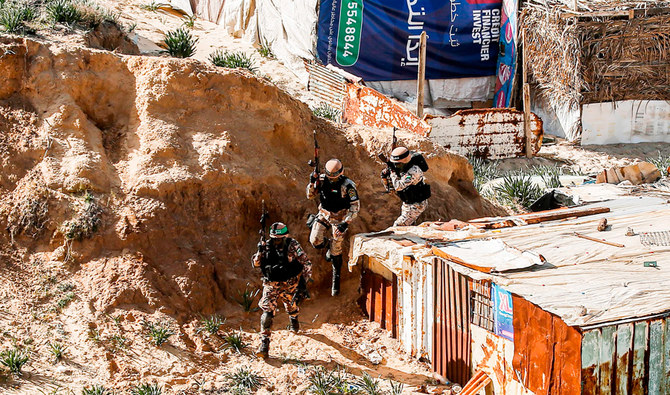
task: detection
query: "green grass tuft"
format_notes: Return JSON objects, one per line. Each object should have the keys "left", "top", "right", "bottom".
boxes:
{"left": 257, "top": 40, "right": 274, "bottom": 59}
{"left": 646, "top": 151, "right": 670, "bottom": 175}
{"left": 356, "top": 372, "right": 382, "bottom": 395}
{"left": 493, "top": 172, "right": 543, "bottom": 209}
{"left": 312, "top": 102, "right": 341, "bottom": 121}
{"left": 468, "top": 156, "right": 499, "bottom": 192}
{"left": 236, "top": 284, "right": 259, "bottom": 312}
{"left": 196, "top": 314, "right": 225, "bottom": 335}
{"left": 209, "top": 49, "right": 257, "bottom": 73}
{"left": 221, "top": 331, "right": 247, "bottom": 353}
{"left": 143, "top": 320, "right": 175, "bottom": 347}
{"left": 81, "top": 384, "right": 111, "bottom": 395}
{"left": 47, "top": 341, "right": 67, "bottom": 363}
{"left": 226, "top": 367, "right": 263, "bottom": 393}
{"left": 0, "top": 2, "right": 36, "bottom": 34}
{"left": 162, "top": 27, "right": 198, "bottom": 58}
{"left": 46, "top": 0, "right": 82, "bottom": 24}
{"left": 0, "top": 347, "right": 29, "bottom": 375}
{"left": 131, "top": 383, "right": 162, "bottom": 395}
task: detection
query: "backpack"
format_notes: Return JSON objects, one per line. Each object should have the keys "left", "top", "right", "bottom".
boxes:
{"left": 408, "top": 152, "right": 429, "bottom": 172}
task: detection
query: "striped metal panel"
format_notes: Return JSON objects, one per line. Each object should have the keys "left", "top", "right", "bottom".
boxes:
{"left": 433, "top": 257, "right": 471, "bottom": 386}
{"left": 582, "top": 316, "right": 670, "bottom": 394}
{"left": 306, "top": 62, "right": 346, "bottom": 115}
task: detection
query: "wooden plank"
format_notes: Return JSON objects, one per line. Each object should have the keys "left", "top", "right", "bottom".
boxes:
{"left": 664, "top": 318, "right": 670, "bottom": 394}
{"left": 431, "top": 246, "right": 493, "bottom": 273}
{"left": 416, "top": 31, "right": 427, "bottom": 119}
{"left": 631, "top": 322, "right": 648, "bottom": 395}
{"left": 649, "top": 320, "right": 664, "bottom": 394}
{"left": 573, "top": 232, "right": 625, "bottom": 248}
{"left": 616, "top": 323, "right": 633, "bottom": 395}
{"left": 474, "top": 206, "right": 611, "bottom": 229}
{"left": 599, "top": 326, "right": 617, "bottom": 393}
{"left": 581, "top": 330, "right": 601, "bottom": 395}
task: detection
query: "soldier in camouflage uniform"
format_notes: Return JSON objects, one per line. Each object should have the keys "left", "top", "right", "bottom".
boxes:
{"left": 307, "top": 158, "right": 360, "bottom": 296}
{"left": 252, "top": 222, "right": 312, "bottom": 358}
{"left": 381, "top": 146, "right": 431, "bottom": 226}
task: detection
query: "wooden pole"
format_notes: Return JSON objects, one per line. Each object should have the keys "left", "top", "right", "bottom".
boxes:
{"left": 522, "top": 28, "right": 533, "bottom": 158}
{"left": 416, "top": 31, "right": 427, "bottom": 119}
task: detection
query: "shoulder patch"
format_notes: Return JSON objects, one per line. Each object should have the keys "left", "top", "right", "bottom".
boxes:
{"left": 348, "top": 187, "right": 358, "bottom": 201}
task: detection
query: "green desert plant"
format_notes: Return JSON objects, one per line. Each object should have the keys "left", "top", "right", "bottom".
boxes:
{"left": 312, "top": 102, "right": 341, "bottom": 121}
{"left": 469, "top": 156, "right": 499, "bottom": 192}
{"left": 356, "top": 372, "right": 382, "bottom": 395}
{"left": 110, "top": 334, "right": 128, "bottom": 349}
{"left": 131, "top": 383, "right": 162, "bottom": 395}
{"left": 493, "top": 172, "right": 543, "bottom": 210}
{"left": 81, "top": 384, "right": 111, "bottom": 395}
{"left": 257, "top": 40, "right": 274, "bottom": 58}
{"left": 237, "top": 284, "right": 259, "bottom": 312}
{"left": 528, "top": 164, "right": 562, "bottom": 189}
{"left": 46, "top": 0, "right": 82, "bottom": 24}
{"left": 209, "top": 49, "right": 257, "bottom": 73}
{"left": 646, "top": 151, "right": 670, "bottom": 175}
{"left": 389, "top": 379, "right": 404, "bottom": 395}
{"left": 221, "top": 331, "right": 247, "bottom": 353}
{"left": 197, "top": 314, "right": 225, "bottom": 335}
{"left": 54, "top": 291, "right": 75, "bottom": 311}
{"left": 139, "top": 0, "right": 165, "bottom": 11}
{"left": 0, "top": 2, "right": 36, "bottom": 33}
{"left": 47, "top": 341, "right": 67, "bottom": 362}
{"left": 226, "top": 367, "right": 263, "bottom": 392}
{"left": 143, "top": 320, "right": 175, "bottom": 347}
{"left": 0, "top": 347, "right": 29, "bottom": 375}
{"left": 162, "top": 27, "right": 198, "bottom": 58}
{"left": 182, "top": 13, "right": 195, "bottom": 29}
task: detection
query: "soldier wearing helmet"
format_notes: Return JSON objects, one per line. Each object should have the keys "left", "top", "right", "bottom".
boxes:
{"left": 381, "top": 146, "right": 431, "bottom": 226}
{"left": 306, "top": 158, "right": 360, "bottom": 296}
{"left": 252, "top": 222, "right": 312, "bottom": 358}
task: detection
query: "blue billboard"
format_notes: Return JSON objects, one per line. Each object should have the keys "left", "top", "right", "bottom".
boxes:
{"left": 317, "top": 0, "right": 502, "bottom": 81}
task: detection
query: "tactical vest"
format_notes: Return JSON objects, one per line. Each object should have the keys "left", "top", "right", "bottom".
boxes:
{"left": 260, "top": 239, "right": 303, "bottom": 282}
{"left": 318, "top": 177, "right": 352, "bottom": 213}
{"left": 396, "top": 181, "right": 431, "bottom": 204}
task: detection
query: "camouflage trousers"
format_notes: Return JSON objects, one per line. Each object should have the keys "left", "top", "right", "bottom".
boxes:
{"left": 394, "top": 200, "right": 428, "bottom": 227}
{"left": 259, "top": 275, "right": 300, "bottom": 317}
{"left": 309, "top": 211, "right": 346, "bottom": 256}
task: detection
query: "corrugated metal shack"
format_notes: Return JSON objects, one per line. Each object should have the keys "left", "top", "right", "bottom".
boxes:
{"left": 349, "top": 183, "right": 670, "bottom": 394}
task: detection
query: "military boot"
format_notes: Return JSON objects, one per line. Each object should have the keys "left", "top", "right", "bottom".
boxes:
{"left": 289, "top": 316, "right": 300, "bottom": 333}
{"left": 256, "top": 311, "right": 273, "bottom": 358}
{"left": 256, "top": 337, "right": 270, "bottom": 359}
{"left": 331, "top": 255, "right": 343, "bottom": 296}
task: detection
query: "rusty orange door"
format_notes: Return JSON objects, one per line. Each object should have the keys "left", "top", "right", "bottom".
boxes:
{"left": 433, "top": 258, "right": 471, "bottom": 386}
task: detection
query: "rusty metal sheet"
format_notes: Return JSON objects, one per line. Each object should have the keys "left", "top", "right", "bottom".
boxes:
{"left": 433, "top": 258, "right": 471, "bottom": 386}
{"left": 631, "top": 322, "right": 648, "bottom": 395}
{"left": 427, "top": 108, "right": 544, "bottom": 159}
{"left": 512, "top": 296, "right": 582, "bottom": 395}
{"left": 359, "top": 256, "right": 398, "bottom": 336}
{"left": 342, "top": 84, "right": 431, "bottom": 136}
{"left": 615, "top": 323, "right": 633, "bottom": 395}
{"left": 582, "top": 317, "right": 670, "bottom": 394}
{"left": 648, "top": 320, "right": 664, "bottom": 394}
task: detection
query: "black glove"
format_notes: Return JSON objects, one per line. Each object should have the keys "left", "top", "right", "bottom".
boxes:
{"left": 257, "top": 241, "right": 265, "bottom": 252}
{"left": 380, "top": 168, "right": 390, "bottom": 178}
{"left": 337, "top": 222, "right": 348, "bottom": 233}
{"left": 310, "top": 171, "right": 319, "bottom": 184}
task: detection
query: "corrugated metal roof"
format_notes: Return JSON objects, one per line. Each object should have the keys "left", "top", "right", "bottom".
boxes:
{"left": 306, "top": 61, "right": 346, "bottom": 115}
{"left": 349, "top": 183, "right": 670, "bottom": 328}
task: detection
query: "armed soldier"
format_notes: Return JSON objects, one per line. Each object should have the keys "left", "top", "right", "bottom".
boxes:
{"left": 307, "top": 158, "right": 360, "bottom": 296}
{"left": 381, "top": 146, "right": 431, "bottom": 226}
{"left": 252, "top": 222, "right": 312, "bottom": 358}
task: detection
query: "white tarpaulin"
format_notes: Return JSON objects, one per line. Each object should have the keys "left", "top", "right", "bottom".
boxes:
{"left": 367, "top": 76, "right": 495, "bottom": 110}
{"left": 434, "top": 238, "right": 545, "bottom": 272}
{"left": 582, "top": 100, "right": 670, "bottom": 145}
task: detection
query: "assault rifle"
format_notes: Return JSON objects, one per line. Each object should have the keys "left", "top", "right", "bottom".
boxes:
{"left": 258, "top": 200, "right": 268, "bottom": 251}
{"left": 307, "top": 130, "right": 320, "bottom": 187}
{"left": 378, "top": 127, "right": 397, "bottom": 193}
